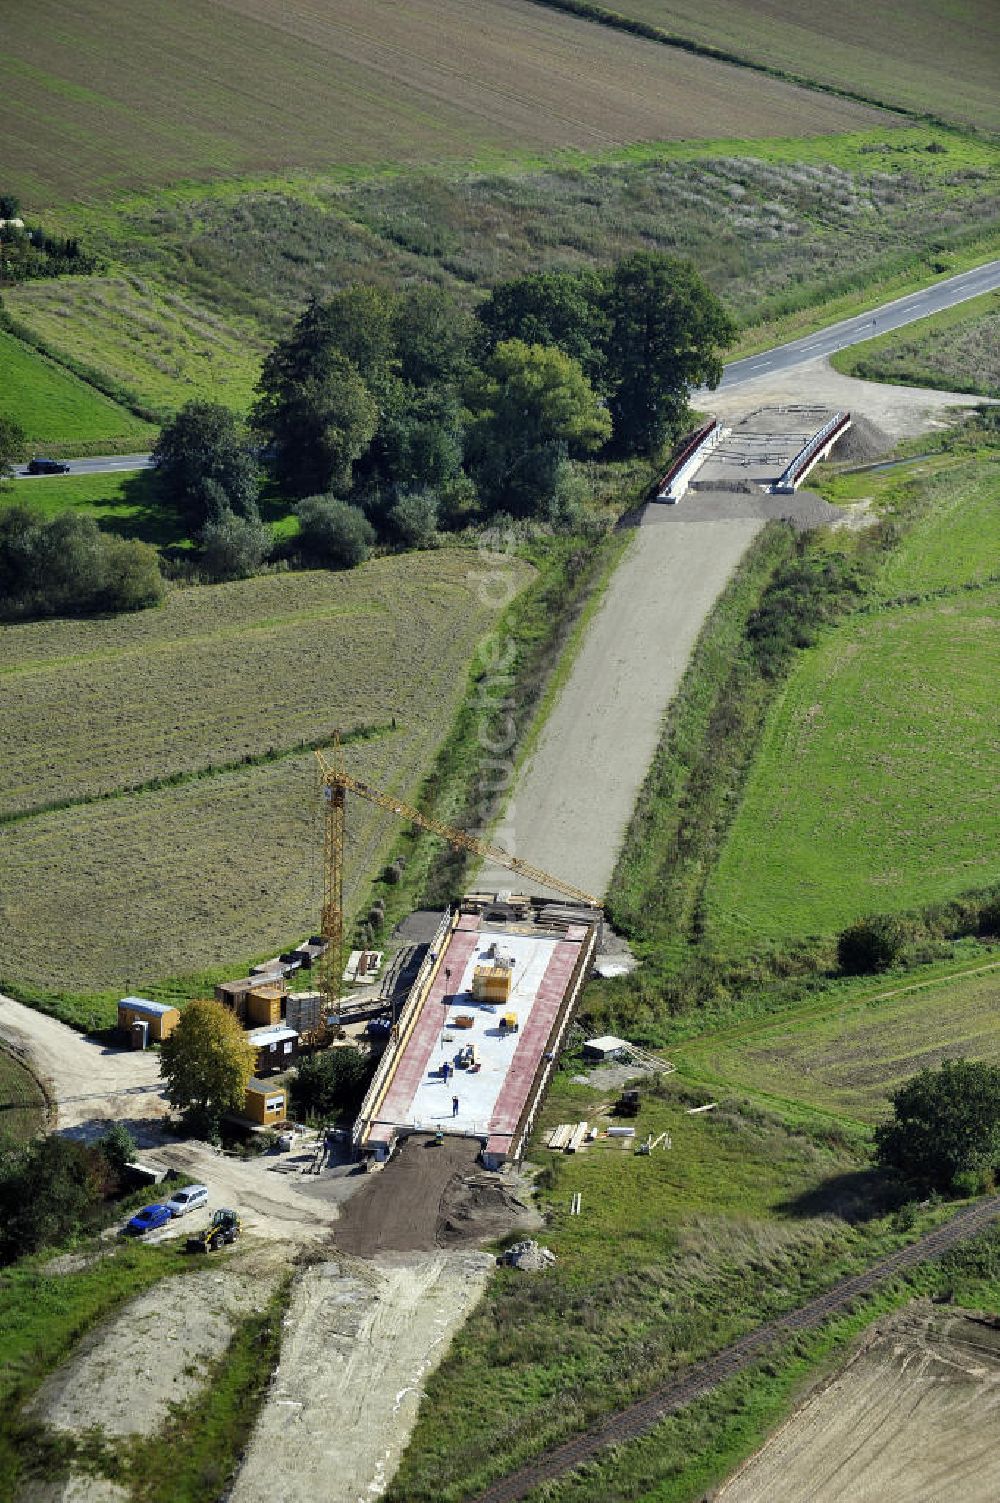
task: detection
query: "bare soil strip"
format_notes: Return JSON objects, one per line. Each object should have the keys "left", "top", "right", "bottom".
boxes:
{"left": 230, "top": 1250, "right": 495, "bottom": 1503}
{"left": 29, "top": 1250, "right": 284, "bottom": 1439}
{"left": 334, "top": 1134, "right": 483, "bottom": 1254}
{"left": 470, "top": 1197, "right": 1000, "bottom": 1503}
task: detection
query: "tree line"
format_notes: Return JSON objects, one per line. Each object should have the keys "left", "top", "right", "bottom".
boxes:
{"left": 153, "top": 251, "right": 733, "bottom": 577}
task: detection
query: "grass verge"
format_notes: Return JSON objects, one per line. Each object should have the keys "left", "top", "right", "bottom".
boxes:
{"left": 523, "top": 1219, "right": 1000, "bottom": 1502}
{"left": 829, "top": 287, "right": 1000, "bottom": 396}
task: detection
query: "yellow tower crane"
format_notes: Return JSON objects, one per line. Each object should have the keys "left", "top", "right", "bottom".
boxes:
{"left": 315, "top": 744, "right": 601, "bottom": 1012}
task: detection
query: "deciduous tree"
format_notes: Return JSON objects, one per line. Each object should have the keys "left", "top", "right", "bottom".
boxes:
{"left": 152, "top": 401, "right": 260, "bottom": 528}
{"left": 255, "top": 350, "right": 378, "bottom": 497}
{"left": 159, "top": 1001, "right": 257, "bottom": 1134}
{"left": 466, "top": 339, "right": 610, "bottom": 514}
{"left": 0, "top": 414, "right": 26, "bottom": 481}
{"left": 875, "top": 1059, "right": 1000, "bottom": 1193}
{"left": 395, "top": 285, "right": 473, "bottom": 387}
{"left": 475, "top": 269, "right": 610, "bottom": 384}
{"left": 605, "top": 253, "right": 734, "bottom": 455}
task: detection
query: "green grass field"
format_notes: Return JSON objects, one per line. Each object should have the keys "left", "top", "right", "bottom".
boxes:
{"left": 0, "top": 1048, "right": 47, "bottom": 1150}
{"left": 3, "top": 470, "right": 299, "bottom": 553}
{"left": 0, "top": 329, "right": 153, "bottom": 450}
{"left": 0, "top": 553, "right": 532, "bottom": 1003}
{"left": 831, "top": 290, "right": 1000, "bottom": 397}
{"left": 819, "top": 449, "right": 1000, "bottom": 600}
{"left": 606, "top": 0, "right": 1000, "bottom": 130}
{"left": 675, "top": 961, "right": 1000, "bottom": 1125}
{"left": 1, "top": 0, "right": 887, "bottom": 204}
{"left": 703, "top": 434, "right": 1000, "bottom": 952}
{"left": 1, "top": 470, "right": 184, "bottom": 547}
{"left": 705, "top": 587, "right": 999, "bottom": 947}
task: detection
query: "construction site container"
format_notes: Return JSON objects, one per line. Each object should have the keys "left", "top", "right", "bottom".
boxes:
{"left": 472, "top": 965, "right": 513, "bottom": 1004}
{"left": 117, "top": 996, "right": 179, "bottom": 1043}
{"left": 246, "top": 984, "right": 284, "bottom": 1027}
{"left": 583, "top": 1034, "right": 629, "bottom": 1061}
{"left": 244, "top": 1078, "right": 286, "bottom": 1125}
{"left": 214, "top": 976, "right": 260, "bottom": 1022}
{"left": 248, "top": 1024, "right": 298, "bottom": 1074}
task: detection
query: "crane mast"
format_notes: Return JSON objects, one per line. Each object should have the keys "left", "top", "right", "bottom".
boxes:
{"left": 315, "top": 745, "right": 600, "bottom": 1012}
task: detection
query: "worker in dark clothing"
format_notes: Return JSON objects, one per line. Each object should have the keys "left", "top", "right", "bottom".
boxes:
{"left": 452, "top": 1095, "right": 459, "bottom": 1117}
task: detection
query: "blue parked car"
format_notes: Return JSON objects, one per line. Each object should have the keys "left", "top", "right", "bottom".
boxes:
{"left": 125, "top": 1203, "right": 173, "bottom": 1237}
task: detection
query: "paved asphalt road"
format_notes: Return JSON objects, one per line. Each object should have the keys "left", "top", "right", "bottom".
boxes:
{"left": 711, "top": 258, "right": 1000, "bottom": 393}
{"left": 14, "top": 452, "right": 155, "bottom": 479}
{"left": 13, "top": 260, "right": 1000, "bottom": 478}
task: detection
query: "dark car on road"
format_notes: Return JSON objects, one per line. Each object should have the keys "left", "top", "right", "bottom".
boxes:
{"left": 124, "top": 1203, "right": 173, "bottom": 1237}
{"left": 26, "top": 457, "right": 71, "bottom": 475}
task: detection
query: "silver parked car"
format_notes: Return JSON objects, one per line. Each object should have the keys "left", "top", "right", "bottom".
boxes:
{"left": 165, "top": 1184, "right": 209, "bottom": 1218}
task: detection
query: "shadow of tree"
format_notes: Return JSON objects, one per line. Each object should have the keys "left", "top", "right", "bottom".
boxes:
{"left": 92, "top": 469, "right": 190, "bottom": 553}
{"left": 776, "top": 1167, "right": 906, "bottom": 1224}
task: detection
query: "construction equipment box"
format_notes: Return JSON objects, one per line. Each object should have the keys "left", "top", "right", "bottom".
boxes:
{"left": 117, "top": 997, "right": 180, "bottom": 1043}
{"left": 244, "top": 1079, "right": 286, "bottom": 1125}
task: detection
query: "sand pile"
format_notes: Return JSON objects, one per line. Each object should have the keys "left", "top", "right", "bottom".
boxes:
{"left": 829, "top": 413, "right": 894, "bottom": 462}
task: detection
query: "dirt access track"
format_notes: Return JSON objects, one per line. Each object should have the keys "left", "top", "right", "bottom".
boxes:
{"left": 709, "top": 357, "right": 986, "bottom": 441}
{"left": 231, "top": 1248, "right": 494, "bottom": 1503}
{"left": 0, "top": 992, "right": 168, "bottom": 1143}
{"left": 718, "top": 1301, "right": 1000, "bottom": 1503}
{"left": 478, "top": 515, "right": 761, "bottom": 898}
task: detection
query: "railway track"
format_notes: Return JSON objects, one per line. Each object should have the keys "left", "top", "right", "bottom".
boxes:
{"left": 471, "top": 1195, "right": 1000, "bottom": 1503}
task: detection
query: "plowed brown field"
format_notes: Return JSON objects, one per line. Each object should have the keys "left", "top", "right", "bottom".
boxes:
{"left": 1, "top": 0, "right": 889, "bottom": 201}
{"left": 613, "top": 0, "right": 1000, "bottom": 130}
{"left": 718, "top": 1302, "right": 1000, "bottom": 1503}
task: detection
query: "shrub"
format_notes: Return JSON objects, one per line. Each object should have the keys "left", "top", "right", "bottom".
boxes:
{"left": 837, "top": 913, "right": 909, "bottom": 974}
{"left": 199, "top": 508, "right": 273, "bottom": 580}
{"left": 98, "top": 1123, "right": 137, "bottom": 1175}
{"left": 0, "top": 506, "right": 164, "bottom": 619}
{"left": 291, "top": 1046, "right": 374, "bottom": 1120}
{"left": 295, "top": 495, "right": 374, "bottom": 568}
{"left": 0, "top": 1136, "right": 114, "bottom": 1264}
{"left": 390, "top": 488, "right": 439, "bottom": 548}
{"left": 100, "top": 536, "right": 165, "bottom": 611}
{"left": 747, "top": 552, "right": 864, "bottom": 678}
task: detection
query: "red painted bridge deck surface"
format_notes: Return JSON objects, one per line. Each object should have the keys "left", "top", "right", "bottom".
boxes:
{"left": 487, "top": 939, "right": 579, "bottom": 1140}
{"left": 373, "top": 928, "right": 479, "bottom": 1130}
{"left": 368, "top": 914, "right": 585, "bottom": 1152}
